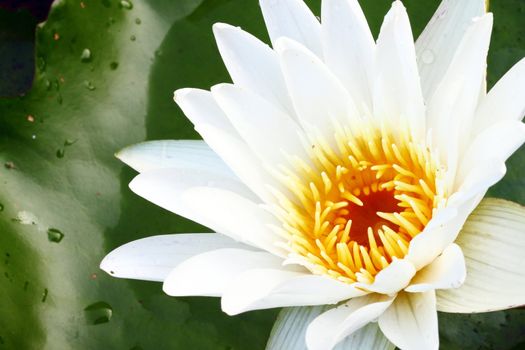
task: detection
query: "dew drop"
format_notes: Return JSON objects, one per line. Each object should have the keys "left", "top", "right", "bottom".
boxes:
{"left": 4, "top": 162, "right": 15, "bottom": 169}
{"left": 45, "top": 79, "right": 51, "bottom": 90}
{"left": 47, "top": 228, "right": 65, "bottom": 243}
{"left": 0, "top": 203, "right": 4, "bottom": 212}
{"left": 42, "top": 288, "right": 49, "bottom": 302}
{"left": 119, "top": 0, "right": 133, "bottom": 10}
{"left": 84, "top": 80, "right": 96, "bottom": 91}
{"left": 32, "top": 134, "right": 36, "bottom": 140}
{"left": 109, "top": 61, "right": 119, "bottom": 70}
{"left": 84, "top": 301, "right": 113, "bottom": 325}
{"left": 37, "top": 56, "right": 46, "bottom": 72}
{"left": 130, "top": 35, "right": 136, "bottom": 41}
{"left": 56, "top": 149, "right": 65, "bottom": 158}
{"left": 64, "top": 139, "right": 77, "bottom": 146}
{"left": 135, "top": 17, "right": 141, "bottom": 24}
{"left": 421, "top": 49, "right": 435, "bottom": 64}
{"left": 80, "top": 48, "right": 92, "bottom": 62}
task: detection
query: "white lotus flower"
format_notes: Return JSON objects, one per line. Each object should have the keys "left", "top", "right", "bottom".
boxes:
{"left": 101, "top": 0, "right": 525, "bottom": 349}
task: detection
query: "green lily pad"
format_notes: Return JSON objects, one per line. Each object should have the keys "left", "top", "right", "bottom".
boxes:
{"left": 0, "top": 0, "right": 523, "bottom": 349}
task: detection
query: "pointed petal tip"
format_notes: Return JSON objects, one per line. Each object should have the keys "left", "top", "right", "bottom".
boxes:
{"left": 212, "top": 22, "right": 236, "bottom": 35}
{"left": 210, "top": 82, "right": 234, "bottom": 96}
{"left": 173, "top": 88, "right": 191, "bottom": 103}
{"left": 114, "top": 143, "right": 138, "bottom": 165}
{"left": 220, "top": 297, "right": 243, "bottom": 316}
{"left": 99, "top": 250, "right": 120, "bottom": 277}
{"left": 161, "top": 279, "right": 179, "bottom": 296}
{"left": 273, "top": 36, "right": 303, "bottom": 56}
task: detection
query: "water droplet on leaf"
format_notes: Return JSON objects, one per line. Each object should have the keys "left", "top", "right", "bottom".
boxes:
{"left": 119, "top": 0, "right": 133, "bottom": 10}
{"left": 0, "top": 203, "right": 4, "bottom": 212}
{"left": 84, "top": 301, "right": 113, "bottom": 325}
{"left": 42, "top": 288, "right": 48, "bottom": 302}
{"left": 130, "top": 35, "right": 136, "bottom": 41}
{"left": 4, "top": 162, "right": 15, "bottom": 169}
{"left": 56, "top": 149, "right": 65, "bottom": 158}
{"left": 110, "top": 61, "right": 119, "bottom": 70}
{"left": 37, "top": 57, "right": 46, "bottom": 72}
{"left": 84, "top": 80, "right": 96, "bottom": 91}
{"left": 135, "top": 17, "right": 141, "bottom": 24}
{"left": 47, "top": 228, "right": 64, "bottom": 243}
{"left": 80, "top": 48, "right": 92, "bottom": 62}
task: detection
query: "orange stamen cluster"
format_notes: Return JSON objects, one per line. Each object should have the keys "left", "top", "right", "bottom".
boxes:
{"left": 271, "top": 126, "right": 447, "bottom": 284}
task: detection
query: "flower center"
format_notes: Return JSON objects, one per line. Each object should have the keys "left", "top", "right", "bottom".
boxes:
{"left": 273, "top": 126, "right": 447, "bottom": 284}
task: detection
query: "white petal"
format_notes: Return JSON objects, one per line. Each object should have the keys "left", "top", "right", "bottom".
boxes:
{"left": 452, "top": 160, "right": 505, "bottom": 207}
{"left": 275, "top": 37, "right": 359, "bottom": 144}
{"left": 129, "top": 167, "right": 257, "bottom": 210}
{"left": 355, "top": 258, "right": 416, "bottom": 294}
{"left": 100, "top": 233, "right": 248, "bottom": 282}
{"left": 334, "top": 322, "right": 395, "bottom": 350}
{"left": 267, "top": 305, "right": 330, "bottom": 350}
{"left": 178, "top": 186, "right": 286, "bottom": 257}
{"left": 163, "top": 248, "right": 283, "bottom": 297}
{"left": 457, "top": 120, "right": 525, "bottom": 187}
{"left": 260, "top": 0, "right": 322, "bottom": 58}
{"left": 131, "top": 170, "right": 284, "bottom": 255}
{"left": 416, "top": 0, "right": 486, "bottom": 101}
{"left": 379, "top": 291, "right": 439, "bottom": 350}
{"left": 174, "top": 88, "right": 237, "bottom": 135}
{"left": 221, "top": 269, "right": 367, "bottom": 315}
{"left": 473, "top": 58, "right": 525, "bottom": 135}
{"left": 321, "top": 0, "right": 375, "bottom": 112}
{"left": 211, "top": 83, "right": 308, "bottom": 166}
{"left": 373, "top": 1, "right": 425, "bottom": 140}
{"left": 306, "top": 294, "right": 394, "bottom": 350}
{"left": 212, "top": 23, "right": 294, "bottom": 116}
{"left": 407, "top": 201, "right": 477, "bottom": 270}
{"left": 437, "top": 198, "right": 525, "bottom": 313}
{"left": 116, "top": 140, "right": 232, "bottom": 176}
{"left": 405, "top": 243, "right": 466, "bottom": 293}
{"left": 267, "top": 306, "right": 394, "bottom": 350}
{"left": 426, "top": 14, "right": 492, "bottom": 178}
{"left": 173, "top": 88, "right": 273, "bottom": 201}
{"left": 195, "top": 123, "right": 275, "bottom": 203}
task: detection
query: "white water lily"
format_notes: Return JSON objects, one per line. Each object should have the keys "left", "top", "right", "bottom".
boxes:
{"left": 101, "top": 0, "right": 525, "bottom": 349}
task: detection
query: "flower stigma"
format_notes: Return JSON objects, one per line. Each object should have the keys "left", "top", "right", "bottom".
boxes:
{"left": 271, "top": 124, "right": 448, "bottom": 285}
